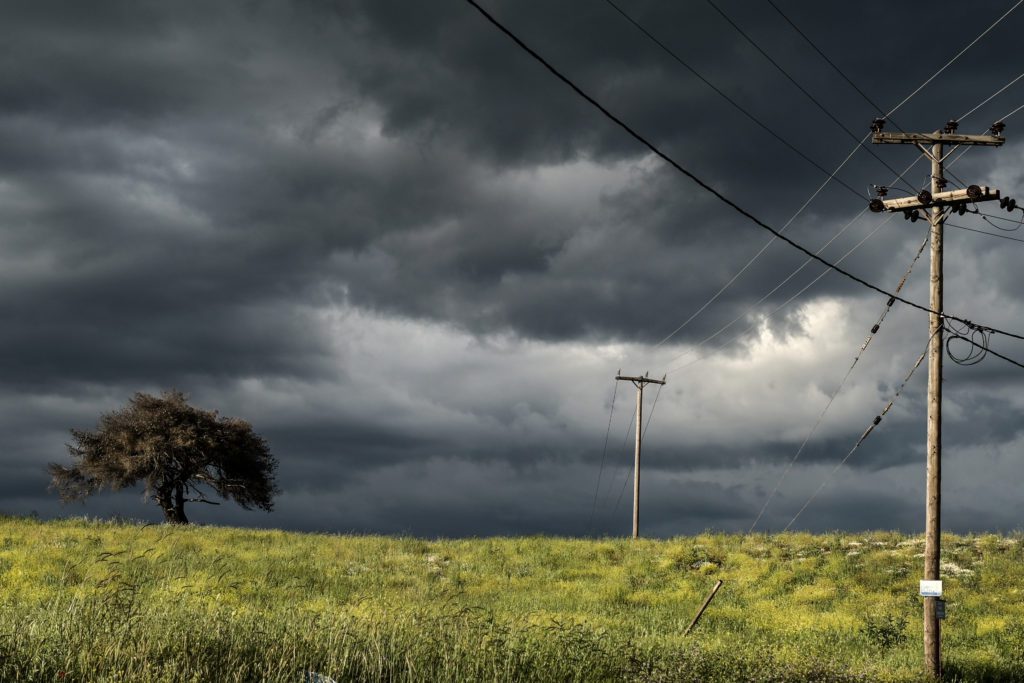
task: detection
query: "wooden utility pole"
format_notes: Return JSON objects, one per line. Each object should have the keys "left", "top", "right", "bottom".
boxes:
{"left": 615, "top": 373, "right": 666, "bottom": 538}
{"left": 871, "top": 118, "right": 1005, "bottom": 678}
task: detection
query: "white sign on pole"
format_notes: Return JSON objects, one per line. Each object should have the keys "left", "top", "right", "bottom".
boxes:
{"left": 920, "top": 580, "right": 942, "bottom": 597}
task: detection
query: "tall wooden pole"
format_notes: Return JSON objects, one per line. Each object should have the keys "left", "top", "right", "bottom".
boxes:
{"left": 633, "top": 381, "right": 643, "bottom": 539}
{"left": 924, "top": 141, "right": 944, "bottom": 678}
{"left": 615, "top": 374, "right": 666, "bottom": 539}
{"left": 871, "top": 122, "right": 1005, "bottom": 679}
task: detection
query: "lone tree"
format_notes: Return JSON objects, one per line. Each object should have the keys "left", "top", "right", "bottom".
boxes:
{"left": 49, "top": 390, "right": 279, "bottom": 524}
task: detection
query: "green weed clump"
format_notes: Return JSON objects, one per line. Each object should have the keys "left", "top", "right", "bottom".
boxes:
{"left": 0, "top": 517, "right": 1021, "bottom": 681}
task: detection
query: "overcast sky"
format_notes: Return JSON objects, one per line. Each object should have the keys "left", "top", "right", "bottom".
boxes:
{"left": 4, "top": 0, "right": 1024, "bottom": 537}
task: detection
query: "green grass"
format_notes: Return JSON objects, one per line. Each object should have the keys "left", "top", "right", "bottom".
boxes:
{"left": 0, "top": 517, "right": 1021, "bottom": 681}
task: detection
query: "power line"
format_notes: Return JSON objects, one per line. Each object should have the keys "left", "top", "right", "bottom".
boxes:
{"left": 782, "top": 324, "right": 1024, "bottom": 532}
{"left": 1000, "top": 101, "right": 1024, "bottom": 121}
{"left": 641, "top": 25, "right": 1019, "bottom": 353}
{"left": 748, "top": 228, "right": 929, "bottom": 532}
{"left": 959, "top": 70, "right": 1024, "bottom": 120}
{"left": 763, "top": 1, "right": 1018, "bottom": 193}
{"left": 782, "top": 330, "right": 936, "bottom": 532}
{"left": 948, "top": 221, "right": 1024, "bottom": 244}
{"left": 599, "top": 408, "right": 636, "bottom": 514}
{"left": 601, "top": 0, "right": 904, "bottom": 351}
{"left": 608, "top": 381, "right": 663, "bottom": 523}
{"left": 765, "top": 0, "right": 889, "bottom": 119}
{"left": 660, "top": 149, "right": 931, "bottom": 371}
{"left": 947, "top": 333, "right": 1024, "bottom": 370}
{"left": 462, "top": 0, "right": 1024, "bottom": 345}
{"left": 977, "top": 211, "right": 1023, "bottom": 227}
{"left": 599, "top": 0, "right": 864, "bottom": 199}
{"left": 759, "top": 1, "right": 978, "bottom": 192}
{"left": 665, "top": 214, "right": 901, "bottom": 377}
{"left": 882, "top": 0, "right": 1024, "bottom": 118}
{"left": 946, "top": 116, "right": 1019, "bottom": 171}
{"left": 588, "top": 379, "right": 619, "bottom": 533}
{"left": 651, "top": 139, "right": 930, "bottom": 354}
{"left": 650, "top": 142, "right": 868, "bottom": 350}
{"left": 649, "top": 58, "right": 1024, "bottom": 353}
{"left": 940, "top": 70, "right": 1024, "bottom": 188}
{"left": 641, "top": 382, "right": 664, "bottom": 440}
{"left": 662, "top": 207, "right": 878, "bottom": 371}
{"left": 704, "top": 0, "right": 917, "bottom": 193}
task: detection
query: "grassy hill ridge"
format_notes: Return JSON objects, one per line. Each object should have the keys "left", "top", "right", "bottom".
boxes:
{"left": 1, "top": 516, "right": 1022, "bottom": 682}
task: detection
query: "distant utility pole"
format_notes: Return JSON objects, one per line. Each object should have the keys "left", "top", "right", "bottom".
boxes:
{"left": 615, "top": 372, "right": 666, "bottom": 539}
{"left": 870, "top": 117, "right": 1006, "bottom": 679}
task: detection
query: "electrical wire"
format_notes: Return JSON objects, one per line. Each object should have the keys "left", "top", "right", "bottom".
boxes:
{"left": 642, "top": 383, "right": 665, "bottom": 440}
{"left": 1000, "top": 101, "right": 1024, "bottom": 121}
{"left": 958, "top": 71, "right": 1024, "bottom": 121}
{"left": 947, "top": 221, "right": 1024, "bottom": 244}
{"left": 777, "top": 326, "right": 1024, "bottom": 532}
{"left": 665, "top": 214, "right": 898, "bottom": 376}
{"left": 596, "top": 405, "right": 637, "bottom": 517}
{"left": 882, "top": 0, "right": 1024, "bottom": 119}
{"left": 650, "top": 141, "right": 866, "bottom": 350}
{"left": 873, "top": 4, "right": 1024, "bottom": 190}
{"left": 683, "top": 119, "right": 1012, "bottom": 524}
{"left": 672, "top": 20, "right": 1024, "bottom": 353}
{"left": 461, "top": 0, "right": 1024, "bottom": 343}
{"left": 748, "top": 227, "right": 930, "bottom": 532}
{"left": 601, "top": 0, "right": 880, "bottom": 352}
{"left": 600, "top": 0, "right": 864, "bottom": 199}
{"left": 937, "top": 71, "right": 1024, "bottom": 188}
{"left": 588, "top": 379, "right": 618, "bottom": 533}
{"left": 644, "top": 19, "right": 1019, "bottom": 352}
{"left": 946, "top": 332, "right": 1024, "bottom": 370}
{"left": 981, "top": 214, "right": 1024, "bottom": 232}
{"left": 945, "top": 102, "right": 1024, "bottom": 171}
{"left": 660, "top": 148, "right": 930, "bottom": 370}
{"left": 609, "top": 382, "right": 664, "bottom": 524}
{"left": 704, "top": 0, "right": 917, "bottom": 193}
{"left": 945, "top": 319, "right": 991, "bottom": 366}
{"left": 741, "top": 80, "right": 1024, "bottom": 529}
{"left": 654, "top": 137, "right": 928, "bottom": 357}
{"left": 977, "top": 211, "right": 1024, "bottom": 228}
{"left": 763, "top": 0, "right": 1014, "bottom": 192}
{"left": 765, "top": 0, "right": 888, "bottom": 119}
{"left": 782, "top": 330, "right": 936, "bottom": 531}
{"left": 661, "top": 207, "right": 872, "bottom": 370}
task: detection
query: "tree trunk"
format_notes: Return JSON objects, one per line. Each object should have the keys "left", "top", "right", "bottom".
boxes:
{"left": 173, "top": 482, "right": 189, "bottom": 524}
{"left": 156, "top": 483, "right": 189, "bottom": 524}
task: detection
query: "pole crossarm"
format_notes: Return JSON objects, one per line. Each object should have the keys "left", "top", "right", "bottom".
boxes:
{"left": 615, "top": 375, "right": 667, "bottom": 386}
{"left": 874, "top": 186, "right": 1000, "bottom": 212}
{"left": 872, "top": 132, "right": 1005, "bottom": 146}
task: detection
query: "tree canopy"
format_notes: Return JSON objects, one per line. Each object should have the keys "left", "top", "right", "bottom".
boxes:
{"left": 49, "top": 390, "right": 279, "bottom": 524}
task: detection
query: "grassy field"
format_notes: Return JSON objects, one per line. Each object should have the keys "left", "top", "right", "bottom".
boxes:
{"left": 0, "top": 517, "right": 1022, "bottom": 682}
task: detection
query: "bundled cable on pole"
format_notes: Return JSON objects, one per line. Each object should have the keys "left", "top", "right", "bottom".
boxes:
{"left": 945, "top": 330, "right": 1024, "bottom": 371}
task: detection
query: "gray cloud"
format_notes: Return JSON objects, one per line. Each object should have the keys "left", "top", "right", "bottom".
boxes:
{"left": 1, "top": 0, "right": 1022, "bottom": 536}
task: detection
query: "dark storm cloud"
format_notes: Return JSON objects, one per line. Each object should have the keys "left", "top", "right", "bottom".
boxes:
{"left": 1, "top": 0, "right": 1022, "bottom": 536}
{"left": 3, "top": 0, "right": 1018, "bottom": 348}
